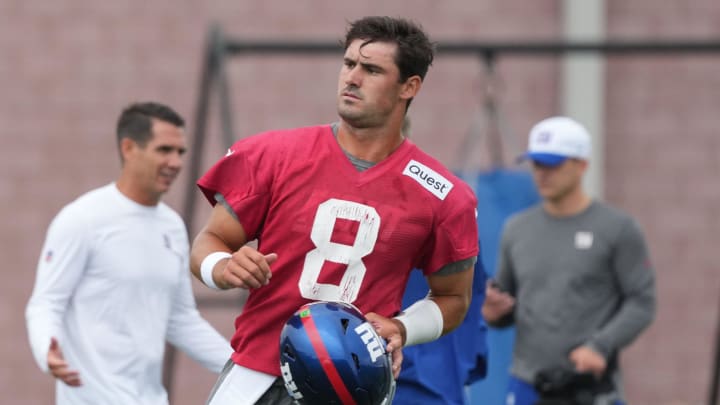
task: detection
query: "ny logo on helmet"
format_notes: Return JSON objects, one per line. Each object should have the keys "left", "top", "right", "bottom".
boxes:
{"left": 354, "top": 322, "right": 383, "bottom": 362}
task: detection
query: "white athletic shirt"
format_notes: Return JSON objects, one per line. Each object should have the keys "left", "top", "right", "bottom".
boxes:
{"left": 26, "top": 183, "right": 231, "bottom": 405}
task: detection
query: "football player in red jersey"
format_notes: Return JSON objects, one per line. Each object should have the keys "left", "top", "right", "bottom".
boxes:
{"left": 191, "top": 16, "right": 480, "bottom": 405}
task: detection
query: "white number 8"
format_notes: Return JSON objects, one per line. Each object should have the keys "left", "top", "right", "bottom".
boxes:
{"left": 299, "top": 198, "right": 380, "bottom": 303}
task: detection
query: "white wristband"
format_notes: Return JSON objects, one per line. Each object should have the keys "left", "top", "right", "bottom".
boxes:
{"left": 200, "top": 252, "right": 232, "bottom": 290}
{"left": 393, "top": 298, "right": 444, "bottom": 347}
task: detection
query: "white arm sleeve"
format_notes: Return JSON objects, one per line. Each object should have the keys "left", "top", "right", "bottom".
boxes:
{"left": 25, "top": 207, "right": 89, "bottom": 372}
{"left": 393, "top": 298, "right": 444, "bottom": 347}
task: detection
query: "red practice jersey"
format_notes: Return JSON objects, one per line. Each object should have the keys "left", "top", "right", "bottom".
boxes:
{"left": 197, "top": 125, "right": 479, "bottom": 376}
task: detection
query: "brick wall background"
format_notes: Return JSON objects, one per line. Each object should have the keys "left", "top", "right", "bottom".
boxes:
{"left": 605, "top": 2, "right": 720, "bottom": 402}
{"left": 2, "top": 1, "right": 718, "bottom": 404}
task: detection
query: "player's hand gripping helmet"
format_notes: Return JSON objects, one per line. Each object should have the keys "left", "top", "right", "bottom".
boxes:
{"left": 279, "top": 301, "right": 395, "bottom": 405}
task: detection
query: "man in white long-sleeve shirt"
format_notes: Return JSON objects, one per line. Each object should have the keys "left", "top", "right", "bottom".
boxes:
{"left": 26, "top": 102, "right": 231, "bottom": 405}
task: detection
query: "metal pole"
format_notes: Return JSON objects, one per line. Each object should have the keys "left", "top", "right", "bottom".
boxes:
{"left": 168, "top": 24, "right": 223, "bottom": 401}
{"left": 709, "top": 296, "right": 720, "bottom": 405}
{"left": 182, "top": 24, "right": 222, "bottom": 235}
{"left": 223, "top": 39, "right": 720, "bottom": 56}
{"left": 215, "top": 28, "right": 236, "bottom": 149}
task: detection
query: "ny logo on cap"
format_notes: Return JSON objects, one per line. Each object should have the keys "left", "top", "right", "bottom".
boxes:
{"left": 537, "top": 131, "right": 552, "bottom": 143}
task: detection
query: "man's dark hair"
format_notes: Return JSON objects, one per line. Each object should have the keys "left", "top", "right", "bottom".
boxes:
{"left": 342, "top": 16, "right": 435, "bottom": 84}
{"left": 116, "top": 102, "right": 184, "bottom": 148}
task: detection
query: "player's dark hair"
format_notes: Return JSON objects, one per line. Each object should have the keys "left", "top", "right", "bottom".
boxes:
{"left": 343, "top": 16, "right": 435, "bottom": 110}
{"left": 116, "top": 102, "right": 184, "bottom": 149}
{"left": 343, "top": 16, "right": 435, "bottom": 82}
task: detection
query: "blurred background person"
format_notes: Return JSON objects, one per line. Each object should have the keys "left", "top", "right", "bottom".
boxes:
{"left": 482, "top": 116, "right": 656, "bottom": 405}
{"left": 25, "top": 102, "right": 231, "bottom": 405}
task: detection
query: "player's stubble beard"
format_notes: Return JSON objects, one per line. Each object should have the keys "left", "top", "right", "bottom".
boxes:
{"left": 337, "top": 90, "right": 393, "bottom": 131}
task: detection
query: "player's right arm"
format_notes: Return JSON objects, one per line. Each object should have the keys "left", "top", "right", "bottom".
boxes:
{"left": 190, "top": 202, "right": 277, "bottom": 290}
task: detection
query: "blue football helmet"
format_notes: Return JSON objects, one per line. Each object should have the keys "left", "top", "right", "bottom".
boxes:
{"left": 279, "top": 301, "right": 395, "bottom": 405}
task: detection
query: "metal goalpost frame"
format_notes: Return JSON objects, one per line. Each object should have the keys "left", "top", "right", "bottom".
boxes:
{"left": 167, "top": 23, "right": 720, "bottom": 404}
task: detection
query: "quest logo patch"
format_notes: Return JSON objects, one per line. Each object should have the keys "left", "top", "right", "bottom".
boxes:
{"left": 402, "top": 160, "right": 454, "bottom": 200}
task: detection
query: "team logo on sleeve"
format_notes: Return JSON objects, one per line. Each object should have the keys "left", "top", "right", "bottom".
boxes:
{"left": 402, "top": 160, "right": 454, "bottom": 200}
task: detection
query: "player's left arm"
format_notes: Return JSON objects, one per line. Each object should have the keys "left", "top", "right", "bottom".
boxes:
{"left": 366, "top": 259, "right": 474, "bottom": 379}
{"left": 377, "top": 259, "right": 475, "bottom": 346}
{"left": 405, "top": 180, "right": 478, "bottom": 338}
{"left": 425, "top": 262, "right": 474, "bottom": 334}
